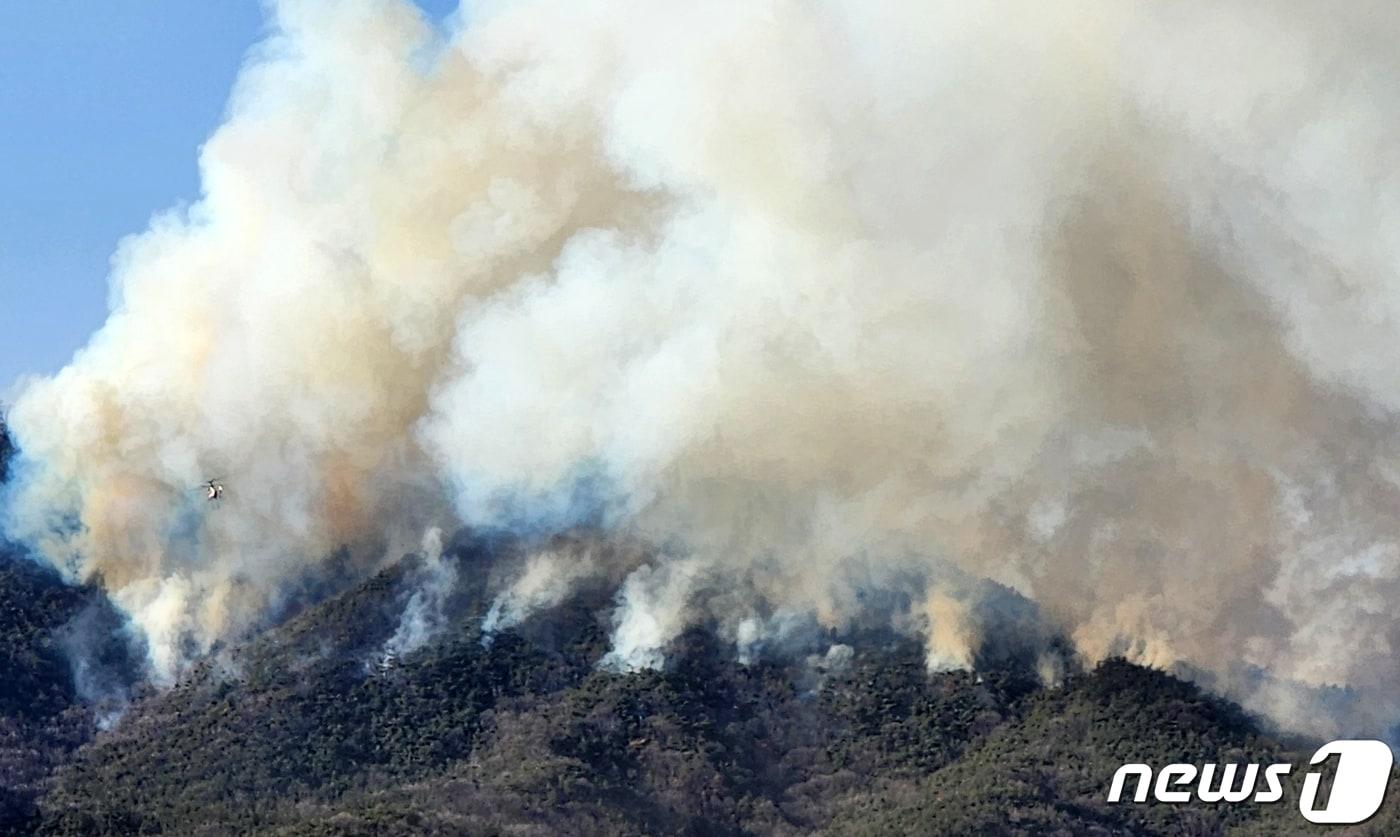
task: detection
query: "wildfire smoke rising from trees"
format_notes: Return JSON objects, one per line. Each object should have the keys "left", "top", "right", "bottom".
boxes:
{"left": 6, "top": 0, "right": 1400, "bottom": 741}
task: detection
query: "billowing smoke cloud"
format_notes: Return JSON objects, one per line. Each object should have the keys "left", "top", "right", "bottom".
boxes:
{"left": 6, "top": 0, "right": 1400, "bottom": 739}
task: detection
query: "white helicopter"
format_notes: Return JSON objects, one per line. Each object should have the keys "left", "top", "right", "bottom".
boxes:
{"left": 197, "top": 478, "right": 226, "bottom": 502}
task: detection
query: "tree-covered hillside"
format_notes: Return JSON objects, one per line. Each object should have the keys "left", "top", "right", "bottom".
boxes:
{"left": 0, "top": 534, "right": 1387, "bottom": 835}
{"left": 0, "top": 545, "right": 139, "bottom": 833}
{"left": 0, "top": 417, "right": 141, "bottom": 831}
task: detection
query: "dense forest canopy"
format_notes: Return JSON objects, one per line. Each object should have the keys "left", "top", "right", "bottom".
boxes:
{"left": 0, "top": 531, "right": 1392, "bottom": 836}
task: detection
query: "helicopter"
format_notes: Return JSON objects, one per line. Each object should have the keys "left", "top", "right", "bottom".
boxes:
{"left": 197, "top": 478, "right": 225, "bottom": 502}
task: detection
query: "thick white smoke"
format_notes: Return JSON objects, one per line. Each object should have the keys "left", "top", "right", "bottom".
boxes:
{"left": 5, "top": 0, "right": 1400, "bottom": 738}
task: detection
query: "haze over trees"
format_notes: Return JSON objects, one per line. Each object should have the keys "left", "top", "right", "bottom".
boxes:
{"left": 0, "top": 529, "right": 1392, "bottom": 836}
{"left": 0, "top": 415, "right": 12, "bottom": 483}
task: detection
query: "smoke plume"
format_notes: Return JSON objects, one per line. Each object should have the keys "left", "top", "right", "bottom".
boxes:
{"left": 6, "top": 0, "right": 1400, "bottom": 739}
{"left": 481, "top": 544, "right": 599, "bottom": 640}
{"left": 378, "top": 527, "right": 456, "bottom": 666}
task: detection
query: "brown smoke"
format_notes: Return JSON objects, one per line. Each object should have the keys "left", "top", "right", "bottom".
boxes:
{"left": 6, "top": 0, "right": 1400, "bottom": 738}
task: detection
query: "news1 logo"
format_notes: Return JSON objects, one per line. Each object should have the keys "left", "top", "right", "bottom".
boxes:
{"left": 1107, "top": 740, "right": 1393, "bottom": 824}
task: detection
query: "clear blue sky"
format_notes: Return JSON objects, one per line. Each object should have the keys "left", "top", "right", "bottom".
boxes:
{"left": 0, "top": 0, "right": 456, "bottom": 399}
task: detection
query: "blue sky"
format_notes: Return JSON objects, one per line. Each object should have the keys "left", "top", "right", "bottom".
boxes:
{"left": 0, "top": 0, "right": 456, "bottom": 399}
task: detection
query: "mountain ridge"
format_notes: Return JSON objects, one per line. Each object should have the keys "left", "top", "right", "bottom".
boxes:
{"left": 0, "top": 531, "right": 1392, "bottom": 835}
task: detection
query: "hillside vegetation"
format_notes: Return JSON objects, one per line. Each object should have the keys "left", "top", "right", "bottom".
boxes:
{"left": 0, "top": 543, "right": 140, "bottom": 832}
{"left": 0, "top": 526, "right": 1386, "bottom": 835}
{"left": 0, "top": 415, "right": 1391, "bottom": 836}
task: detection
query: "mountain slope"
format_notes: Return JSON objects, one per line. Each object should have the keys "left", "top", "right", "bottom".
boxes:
{"left": 0, "top": 545, "right": 137, "bottom": 832}
{"left": 11, "top": 534, "right": 1392, "bottom": 836}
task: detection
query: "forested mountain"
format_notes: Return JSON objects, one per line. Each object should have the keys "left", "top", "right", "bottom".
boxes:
{"left": 0, "top": 543, "right": 141, "bottom": 832}
{"left": 0, "top": 525, "right": 1387, "bottom": 835}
